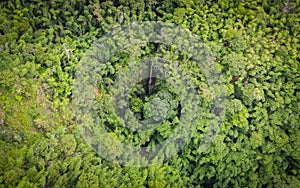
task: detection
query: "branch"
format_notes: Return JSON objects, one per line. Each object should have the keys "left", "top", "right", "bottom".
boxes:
{"left": 148, "top": 62, "right": 153, "bottom": 96}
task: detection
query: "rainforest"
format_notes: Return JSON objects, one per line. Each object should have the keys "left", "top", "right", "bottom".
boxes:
{"left": 0, "top": 0, "right": 299, "bottom": 187}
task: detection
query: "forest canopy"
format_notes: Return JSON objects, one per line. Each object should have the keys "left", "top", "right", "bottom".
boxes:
{"left": 0, "top": 0, "right": 299, "bottom": 187}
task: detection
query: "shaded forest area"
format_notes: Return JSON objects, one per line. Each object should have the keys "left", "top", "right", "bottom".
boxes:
{"left": 0, "top": 0, "right": 300, "bottom": 187}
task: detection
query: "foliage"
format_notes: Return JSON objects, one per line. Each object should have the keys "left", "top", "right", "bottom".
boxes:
{"left": 0, "top": 0, "right": 299, "bottom": 187}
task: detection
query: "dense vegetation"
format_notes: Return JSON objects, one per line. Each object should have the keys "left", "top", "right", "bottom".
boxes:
{"left": 0, "top": 0, "right": 299, "bottom": 187}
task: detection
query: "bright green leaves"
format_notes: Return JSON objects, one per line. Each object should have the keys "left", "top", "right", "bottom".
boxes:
{"left": 272, "top": 127, "right": 289, "bottom": 148}
{"left": 212, "top": 134, "right": 228, "bottom": 161}
{"left": 147, "top": 164, "right": 184, "bottom": 187}
{"left": 130, "top": 97, "right": 144, "bottom": 114}
{"left": 223, "top": 52, "right": 248, "bottom": 77}
{"left": 225, "top": 84, "right": 234, "bottom": 96}
{"left": 249, "top": 131, "right": 264, "bottom": 149}
{"left": 174, "top": 8, "right": 185, "bottom": 17}
{"left": 59, "top": 134, "right": 77, "bottom": 157}
{"left": 232, "top": 107, "right": 249, "bottom": 127}
{"left": 252, "top": 87, "right": 264, "bottom": 101}
{"left": 76, "top": 173, "right": 99, "bottom": 188}
{"left": 237, "top": 83, "right": 265, "bottom": 106}
{"left": 226, "top": 99, "right": 249, "bottom": 127}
